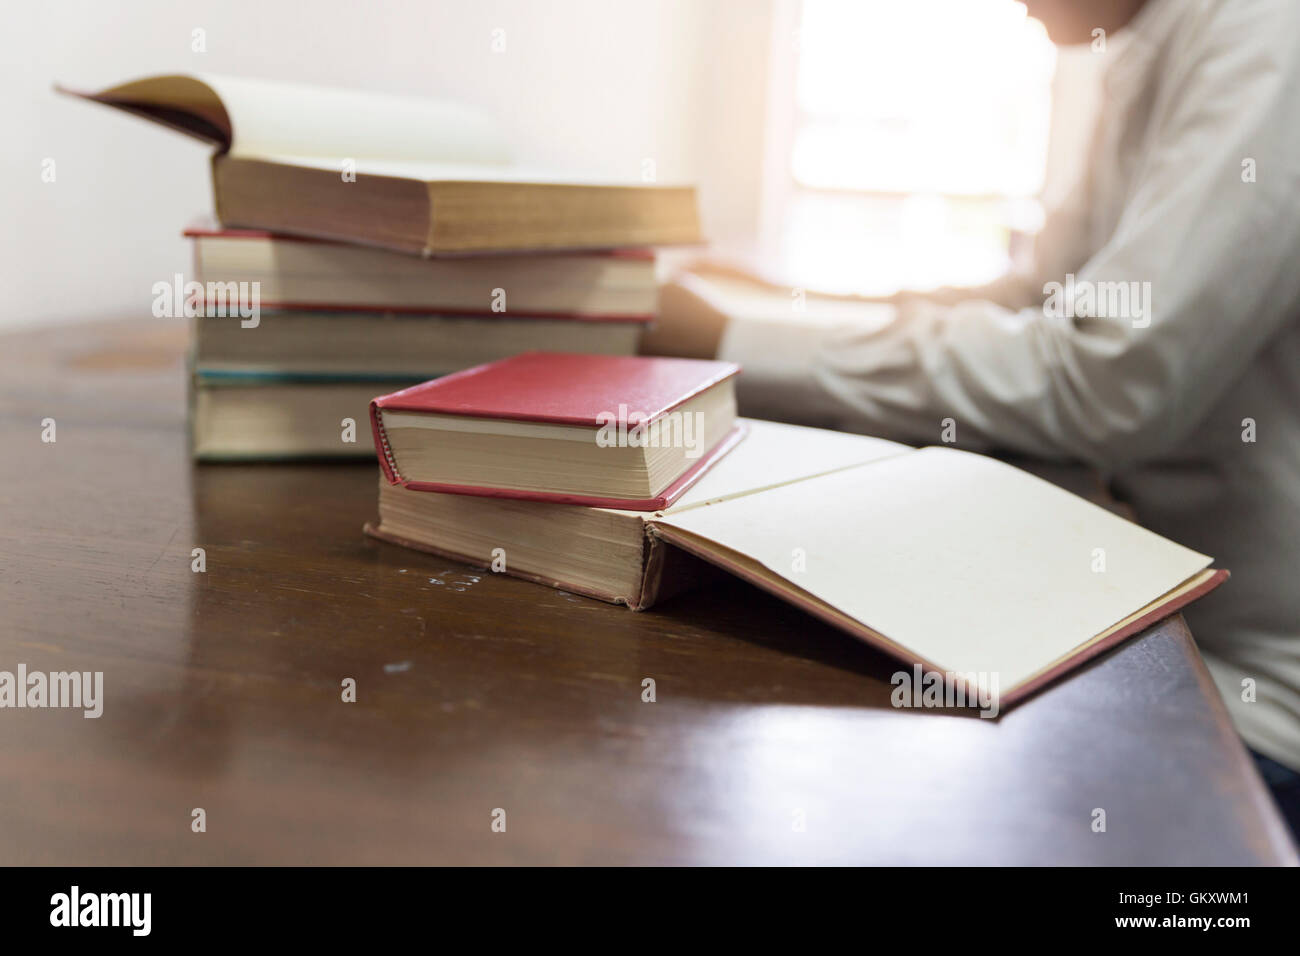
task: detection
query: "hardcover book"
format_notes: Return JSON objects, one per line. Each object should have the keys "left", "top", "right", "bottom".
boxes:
{"left": 185, "top": 224, "right": 658, "bottom": 318}
{"left": 191, "top": 371, "right": 422, "bottom": 460}
{"left": 370, "top": 352, "right": 743, "bottom": 509}
{"left": 365, "top": 418, "right": 1227, "bottom": 709}
{"left": 61, "top": 74, "right": 701, "bottom": 255}
{"left": 193, "top": 309, "right": 646, "bottom": 378}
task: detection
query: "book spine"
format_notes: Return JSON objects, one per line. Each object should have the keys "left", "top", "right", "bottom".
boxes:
{"left": 209, "top": 153, "right": 227, "bottom": 226}
{"left": 362, "top": 522, "right": 642, "bottom": 608}
{"left": 633, "top": 531, "right": 665, "bottom": 611}
{"left": 369, "top": 402, "right": 402, "bottom": 484}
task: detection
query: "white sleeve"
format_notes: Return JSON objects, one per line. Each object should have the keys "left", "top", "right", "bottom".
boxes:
{"left": 722, "top": 3, "right": 1300, "bottom": 469}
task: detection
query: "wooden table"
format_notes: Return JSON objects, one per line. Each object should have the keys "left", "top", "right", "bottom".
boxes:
{"left": 0, "top": 319, "right": 1294, "bottom": 865}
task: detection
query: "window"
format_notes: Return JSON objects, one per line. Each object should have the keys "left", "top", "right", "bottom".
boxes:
{"left": 763, "top": 0, "right": 1056, "bottom": 294}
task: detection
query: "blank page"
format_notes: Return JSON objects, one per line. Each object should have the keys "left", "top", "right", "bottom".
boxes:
{"left": 655, "top": 446, "right": 1213, "bottom": 691}
{"left": 650, "top": 418, "right": 910, "bottom": 514}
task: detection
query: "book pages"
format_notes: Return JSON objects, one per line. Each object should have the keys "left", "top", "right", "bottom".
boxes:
{"left": 654, "top": 446, "right": 1213, "bottom": 691}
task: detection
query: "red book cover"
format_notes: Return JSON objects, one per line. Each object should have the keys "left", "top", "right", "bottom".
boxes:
{"left": 370, "top": 352, "right": 743, "bottom": 510}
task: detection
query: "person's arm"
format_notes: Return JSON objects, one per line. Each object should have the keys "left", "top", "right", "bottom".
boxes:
{"left": 665, "top": 4, "right": 1300, "bottom": 469}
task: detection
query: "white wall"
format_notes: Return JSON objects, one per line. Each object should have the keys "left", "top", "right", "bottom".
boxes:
{"left": 2, "top": 0, "right": 774, "bottom": 330}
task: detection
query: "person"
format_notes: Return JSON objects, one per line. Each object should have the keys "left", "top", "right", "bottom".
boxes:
{"left": 648, "top": 0, "right": 1300, "bottom": 835}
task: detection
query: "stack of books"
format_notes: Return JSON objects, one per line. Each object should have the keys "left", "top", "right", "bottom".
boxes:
{"left": 66, "top": 72, "right": 1230, "bottom": 711}
{"left": 364, "top": 351, "right": 1228, "bottom": 710}
{"left": 63, "top": 72, "right": 700, "bottom": 459}
{"left": 184, "top": 225, "right": 660, "bottom": 458}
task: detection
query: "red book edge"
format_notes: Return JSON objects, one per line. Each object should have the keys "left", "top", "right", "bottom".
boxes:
{"left": 370, "top": 419, "right": 747, "bottom": 511}
{"left": 996, "top": 567, "right": 1229, "bottom": 707}
{"left": 183, "top": 222, "right": 657, "bottom": 261}
{"left": 190, "top": 296, "right": 652, "bottom": 323}
{"left": 648, "top": 521, "right": 1230, "bottom": 712}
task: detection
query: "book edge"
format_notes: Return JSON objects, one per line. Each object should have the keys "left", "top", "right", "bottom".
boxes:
{"left": 384, "top": 422, "right": 747, "bottom": 511}
{"left": 362, "top": 521, "right": 644, "bottom": 608}
{"left": 371, "top": 353, "right": 741, "bottom": 426}
{"left": 645, "top": 522, "right": 1229, "bottom": 712}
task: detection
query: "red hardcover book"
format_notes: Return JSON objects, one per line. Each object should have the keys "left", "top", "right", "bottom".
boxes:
{"left": 370, "top": 352, "right": 744, "bottom": 510}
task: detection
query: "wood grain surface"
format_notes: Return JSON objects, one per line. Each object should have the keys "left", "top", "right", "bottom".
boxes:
{"left": 0, "top": 319, "right": 1293, "bottom": 865}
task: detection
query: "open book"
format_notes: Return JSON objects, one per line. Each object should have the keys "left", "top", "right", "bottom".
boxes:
{"left": 366, "top": 419, "right": 1226, "bottom": 708}
{"left": 59, "top": 74, "right": 700, "bottom": 254}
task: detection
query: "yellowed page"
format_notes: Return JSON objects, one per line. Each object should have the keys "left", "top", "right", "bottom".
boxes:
{"left": 91, "top": 73, "right": 512, "bottom": 165}
{"left": 654, "top": 446, "right": 1213, "bottom": 690}
{"left": 261, "top": 153, "right": 679, "bottom": 185}
{"left": 72, "top": 74, "right": 693, "bottom": 186}
{"left": 202, "top": 74, "right": 512, "bottom": 164}
{"left": 618, "top": 418, "right": 912, "bottom": 515}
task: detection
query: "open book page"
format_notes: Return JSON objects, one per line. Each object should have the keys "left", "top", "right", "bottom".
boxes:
{"left": 652, "top": 446, "right": 1214, "bottom": 691}
{"left": 68, "top": 73, "right": 513, "bottom": 166}
{"left": 603, "top": 418, "right": 912, "bottom": 517}
{"left": 250, "top": 153, "right": 684, "bottom": 185}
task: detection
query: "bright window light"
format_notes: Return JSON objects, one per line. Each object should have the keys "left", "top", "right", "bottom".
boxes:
{"left": 794, "top": 0, "right": 1054, "bottom": 196}
{"left": 772, "top": 0, "right": 1056, "bottom": 293}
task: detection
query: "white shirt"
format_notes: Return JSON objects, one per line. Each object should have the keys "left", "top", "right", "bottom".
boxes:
{"left": 721, "top": 0, "right": 1300, "bottom": 768}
